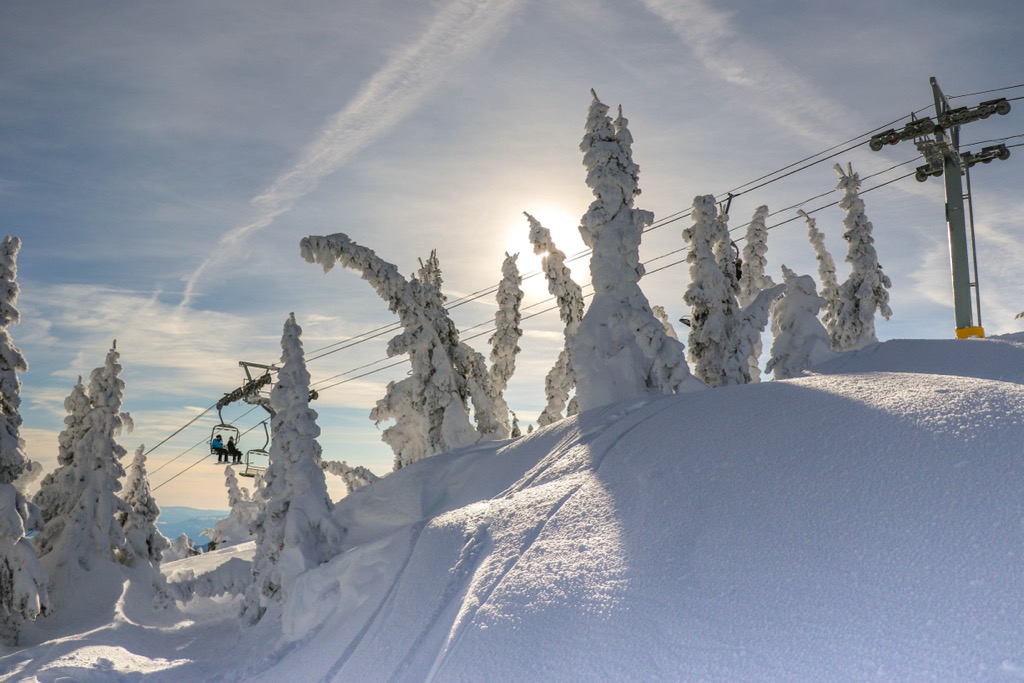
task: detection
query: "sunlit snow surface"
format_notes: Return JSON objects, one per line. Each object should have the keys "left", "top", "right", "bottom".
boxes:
{"left": 5, "top": 335, "right": 1024, "bottom": 681}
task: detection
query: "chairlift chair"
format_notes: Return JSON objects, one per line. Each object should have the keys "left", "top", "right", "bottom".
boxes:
{"left": 210, "top": 406, "right": 241, "bottom": 459}
{"left": 241, "top": 421, "right": 271, "bottom": 478}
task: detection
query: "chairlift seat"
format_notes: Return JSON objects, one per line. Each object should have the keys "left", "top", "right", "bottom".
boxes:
{"left": 241, "top": 448, "right": 269, "bottom": 478}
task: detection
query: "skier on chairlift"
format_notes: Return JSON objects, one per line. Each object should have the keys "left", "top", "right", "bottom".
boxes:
{"left": 227, "top": 436, "right": 242, "bottom": 465}
{"left": 212, "top": 433, "right": 227, "bottom": 463}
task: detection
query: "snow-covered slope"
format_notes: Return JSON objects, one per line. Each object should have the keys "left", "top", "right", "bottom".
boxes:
{"left": 4, "top": 337, "right": 1024, "bottom": 681}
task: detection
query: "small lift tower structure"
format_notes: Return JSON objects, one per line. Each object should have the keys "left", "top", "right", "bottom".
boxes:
{"left": 869, "top": 77, "right": 1011, "bottom": 339}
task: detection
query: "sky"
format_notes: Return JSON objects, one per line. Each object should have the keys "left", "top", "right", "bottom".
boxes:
{"left": 6, "top": 334, "right": 1024, "bottom": 679}
{"left": 2, "top": 0, "right": 1023, "bottom": 509}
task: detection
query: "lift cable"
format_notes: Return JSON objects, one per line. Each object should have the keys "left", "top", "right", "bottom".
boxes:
{"left": 299, "top": 107, "right": 945, "bottom": 366}
{"left": 148, "top": 161, "right": 926, "bottom": 487}
{"left": 151, "top": 414, "right": 269, "bottom": 492}
{"left": 948, "top": 84, "right": 1024, "bottom": 99}
{"left": 312, "top": 161, "right": 920, "bottom": 394}
{"left": 146, "top": 101, "right": 995, "bottom": 468}
{"left": 147, "top": 403, "right": 265, "bottom": 477}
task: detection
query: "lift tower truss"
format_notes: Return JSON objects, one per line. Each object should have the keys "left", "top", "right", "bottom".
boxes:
{"left": 868, "top": 77, "right": 1012, "bottom": 339}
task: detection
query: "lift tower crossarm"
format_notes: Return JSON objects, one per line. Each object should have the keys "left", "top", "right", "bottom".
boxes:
{"left": 869, "top": 79, "right": 1011, "bottom": 338}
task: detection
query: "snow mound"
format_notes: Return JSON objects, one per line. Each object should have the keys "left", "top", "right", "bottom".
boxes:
{"left": 5, "top": 337, "right": 1024, "bottom": 681}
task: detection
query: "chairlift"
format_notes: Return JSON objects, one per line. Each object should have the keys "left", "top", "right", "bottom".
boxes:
{"left": 241, "top": 421, "right": 271, "bottom": 478}
{"left": 210, "top": 406, "right": 240, "bottom": 459}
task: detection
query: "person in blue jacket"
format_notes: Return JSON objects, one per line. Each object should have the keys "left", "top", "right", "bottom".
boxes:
{"left": 211, "top": 434, "right": 226, "bottom": 463}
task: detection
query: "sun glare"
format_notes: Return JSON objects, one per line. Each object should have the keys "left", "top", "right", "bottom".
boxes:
{"left": 503, "top": 204, "right": 589, "bottom": 302}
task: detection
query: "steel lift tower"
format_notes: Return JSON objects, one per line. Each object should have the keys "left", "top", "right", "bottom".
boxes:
{"left": 869, "top": 77, "right": 1011, "bottom": 339}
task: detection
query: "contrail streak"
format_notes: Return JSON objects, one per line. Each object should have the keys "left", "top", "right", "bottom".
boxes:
{"left": 180, "top": 0, "right": 520, "bottom": 308}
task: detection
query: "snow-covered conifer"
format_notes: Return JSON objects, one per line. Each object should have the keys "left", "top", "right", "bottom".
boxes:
{"left": 736, "top": 205, "right": 777, "bottom": 380}
{"left": 207, "top": 466, "right": 260, "bottom": 550}
{"left": 321, "top": 459, "right": 379, "bottom": 494}
{"left": 12, "top": 460, "right": 42, "bottom": 497}
{"left": 571, "top": 92, "right": 698, "bottom": 410}
{"left": 737, "top": 205, "right": 776, "bottom": 307}
{"left": 832, "top": 163, "right": 893, "bottom": 351}
{"left": 683, "top": 199, "right": 778, "bottom": 385}
{"left": 242, "top": 314, "right": 346, "bottom": 626}
{"left": 0, "top": 236, "right": 49, "bottom": 643}
{"left": 526, "top": 213, "right": 584, "bottom": 425}
{"left": 487, "top": 252, "right": 523, "bottom": 435}
{"left": 38, "top": 344, "right": 133, "bottom": 615}
{"left": 413, "top": 252, "right": 506, "bottom": 443}
{"left": 117, "top": 445, "right": 170, "bottom": 567}
{"left": 766, "top": 266, "right": 837, "bottom": 379}
{"left": 32, "top": 378, "right": 89, "bottom": 557}
{"left": 684, "top": 196, "right": 738, "bottom": 386}
{"left": 163, "top": 533, "right": 197, "bottom": 562}
{"left": 800, "top": 209, "right": 842, "bottom": 348}
{"left": 302, "top": 234, "right": 483, "bottom": 466}
{"left": 652, "top": 305, "right": 679, "bottom": 341}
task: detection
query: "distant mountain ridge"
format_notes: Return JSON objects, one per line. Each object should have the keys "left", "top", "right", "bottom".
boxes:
{"left": 156, "top": 506, "right": 227, "bottom": 544}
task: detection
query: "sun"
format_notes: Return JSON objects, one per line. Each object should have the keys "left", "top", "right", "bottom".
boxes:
{"left": 503, "top": 204, "right": 589, "bottom": 302}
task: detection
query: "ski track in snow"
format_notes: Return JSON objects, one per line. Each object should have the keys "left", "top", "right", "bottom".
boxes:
{"left": 10, "top": 337, "right": 1024, "bottom": 680}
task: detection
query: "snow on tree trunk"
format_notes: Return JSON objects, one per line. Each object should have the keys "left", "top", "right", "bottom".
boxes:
{"left": 301, "top": 234, "right": 480, "bottom": 467}
{"left": 242, "top": 314, "right": 346, "bottom": 626}
{"left": 0, "top": 236, "right": 49, "bottom": 643}
{"left": 487, "top": 252, "right": 523, "bottom": 435}
{"left": 572, "top": 92, "right": 699, "bottom": 411}
{"left": 526, "top": 213, "right": 584, "bottom": 426}
{"left": 766, "top": 266, "right": 837, "bottom": 379}
{"left": 117, "top": 445, "right": 170, "bottom": 567}
{"left": 832, "top": 163, "right": 893, "bottom": 351}
{"left": 800, "top": 209, "right": 842, "bottom": 349}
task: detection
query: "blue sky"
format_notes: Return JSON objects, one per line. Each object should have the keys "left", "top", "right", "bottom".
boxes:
{"left": 3, "top": 0, "right": 1023, "bottom": 508}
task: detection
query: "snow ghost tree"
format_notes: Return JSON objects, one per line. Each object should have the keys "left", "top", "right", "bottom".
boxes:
{"left": 321, "top": 459, "right": 379, "bottom": 495}
{"left": 571, "top": 91, "right": 699, "bottom": 410}
{"left": 301, "top": 234, "right": 504, "bottom": 468}
{"left": 487, "top": 252, "right": 523, "bottom": 436}
{"left": 832, "top": 163, "right": 893, "bottom": 351}
{"left": 684, "top": 198, "right": 782, "bottom": 386}
{"left": 242, "top": 314, "right": 346, "bottom": 626}
{"left": 526, "top": 213, "right": 584, "bottom": 425}
{"left": 417, "top": 255, "right": 506, "bottom": 444}
{"left": 799, "top": 209, "right": 842, "bottom": 348}
{"left": 206, "top": 465, "right": 260, "bottom": 550}
{"left": 737, "top": 205, "right": 777, "bottom": 381}
{"left": 652, "top": 305, "right": 678, "bottom": 340}
{"left": 684, "top": 196, "right": 740, "bottom": 386}
{"left": 737, "top": 205, "right": 776, "bottom": 308}
{"left": 37, "top": 343, "right": 134, "bottom": 614}
{"left": 32, "top": 378, "right": 89, "bottom": 557}
{"left": 117, "top": 445, "right": 170, "bottom": 569}
{"left": 766, "top": 266, "right": 837, "bottom": 379}
{"left": 0, "top": 236, "right": 49, "bottom": 644}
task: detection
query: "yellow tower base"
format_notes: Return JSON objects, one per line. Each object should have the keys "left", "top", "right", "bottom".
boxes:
{"left": 955, "top": 326, "right": 985, "bottom": 339}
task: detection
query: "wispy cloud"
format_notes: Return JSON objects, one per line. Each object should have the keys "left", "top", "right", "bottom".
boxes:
{"left": 179, "top": 0, "right": 522, "bottom": 308}
{"left": 639, "top": 0, "right": 850, "bottom": 143}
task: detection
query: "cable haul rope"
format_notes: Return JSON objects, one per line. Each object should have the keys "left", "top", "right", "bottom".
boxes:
{"left": 145, "top": 91, "right": 1024, "bottom": 485}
